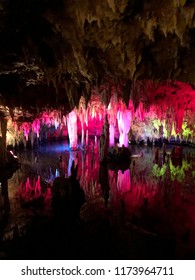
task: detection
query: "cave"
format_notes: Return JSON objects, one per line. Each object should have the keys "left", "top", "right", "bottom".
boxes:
{"left": 0, "top": 0, "right": 195, "bottom": 260}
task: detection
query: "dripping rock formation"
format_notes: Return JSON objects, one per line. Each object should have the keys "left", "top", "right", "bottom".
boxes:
{"left": 0, "top": 0, "right": 194, "bottom": 149}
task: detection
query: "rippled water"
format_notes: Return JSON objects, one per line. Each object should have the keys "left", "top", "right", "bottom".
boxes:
{"left": 0, "top": 140, "right": 195, "bottom": 259}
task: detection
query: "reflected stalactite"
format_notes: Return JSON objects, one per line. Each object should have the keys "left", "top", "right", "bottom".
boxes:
{"left": 99, "top": 162, "right": 110, "bottom": 207}
{"left": 117, "top": 169, "right": 131, "bottom": 195}
{"left": 18, "top": 176, "right": 47, "bottom": 207}
{"left": 32, "top": 119, "right": 41, "bottom": 138}
{"left": 3, "top": 80, "right": 195, "bottom": 151}
{"left": 78, "top": 96, "right": 87, "bottom": 148}
{"left": 67, "top": 110, "right": 78, "bottom": 150}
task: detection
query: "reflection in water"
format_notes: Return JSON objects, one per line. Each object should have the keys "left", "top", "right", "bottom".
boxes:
{"left": 117, "top": 169, "right": 131, "bottom": 194}
{"left": 0, "top": 141, "right": 195, "bottom": 259}
{"left": 18, "top": 176, "right": 48, "bottom": 207}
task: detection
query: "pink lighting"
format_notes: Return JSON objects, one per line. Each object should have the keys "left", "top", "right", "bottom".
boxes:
{"left": 109, "top": 124, "right": 115, "bottom": 146}
{"left": 86, "top": 129, "right": 88, "bottom": 146}
{"left": 34, "top": 175, "right": 42, "bottom": 197}
{"left": 32, "top": 118, "right": 41, "bottom": 138}
{"left": 117, "top": 105, "right": 132, "bottom": 147}
{"left": 107, "top": 94, "right": 118, "bottom": 147}
{"left": 5, "top": 80, "right": 195, "bottom": 149}
{"left": 67, "top": 110, "right": 78, "bottom": 149}
{"left": 136, "top": 102, "right": 145, "bottom": 121}
{"left": 21, "top": 122, "right": 31, "bottom": 140}
{"left": 68, "top": 151, "right": 77, "bottom": 176}
{"left": 78, "top": 96, "right": 87, "bottom": 147}
{"left": 19, "top": 176, "right": 44, "bottom": 203}
{"left": 117, "top": 169, "right": 131, "bottom": 194}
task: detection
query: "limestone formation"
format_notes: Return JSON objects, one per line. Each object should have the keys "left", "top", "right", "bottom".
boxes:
{"left": 0, "top": 1, "right": 194, "bottom": 152}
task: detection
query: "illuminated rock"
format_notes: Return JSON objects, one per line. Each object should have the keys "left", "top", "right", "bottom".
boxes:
{"left": 117, "top": 107, "right": 132, "bottom": 147}
{"left": 67, "top": 110, "right": 78, "bottom": 150}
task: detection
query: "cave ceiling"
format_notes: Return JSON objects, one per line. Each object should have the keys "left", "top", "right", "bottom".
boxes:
{"left": 0, "top": 0, "right": 195, "bottom": 115}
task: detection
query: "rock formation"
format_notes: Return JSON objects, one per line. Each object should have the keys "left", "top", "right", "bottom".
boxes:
{"left": 0, "top": 0, "right": 194, "bottom": 153}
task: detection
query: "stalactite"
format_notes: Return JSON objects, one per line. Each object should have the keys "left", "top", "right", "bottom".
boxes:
{"left": 142, "top": 17, "right": 157, "bottom": 41}
{"left": 67, "top": 109, "right": 78, "bottom": 150}
{"left": 123, "top": 79, "right": 132, "bottom": 107}
{"left": 117, "top": 102, "right": 132, "bottom": 147}
{"left": 166, "top": 117, "right": 173, "bottom": 138}
{"left": 131, "top": 81, "right": 140, "bottom": 110}
{"left": 106, "top": 0, "right": 116, "bottom": 13}
{"left": 32, "top": 119, "right": 41, "bottom": 138}
{"left": 21, "top": 122, "right": 31, "bottom": 140}
{"left": 109, "top": 123, "right": 115, "bottom": 147}
{"left": 99, "top": 115, "right": 109, "bottom": 162}
{"left": 107, "top": 92, "right": 118, "bottom": 147}
{"left": 175, "top": 106, "right": 184, "bottom": 133}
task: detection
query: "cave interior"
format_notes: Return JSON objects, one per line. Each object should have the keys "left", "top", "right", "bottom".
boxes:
{"left": 0, "top": 0, "right": 195, "bottom": 260}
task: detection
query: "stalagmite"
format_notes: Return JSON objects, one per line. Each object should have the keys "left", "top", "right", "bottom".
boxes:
{"left": 67, "top": 109, "right": 78, "bottom": 150}
{"left": 21, "top": 122, "right": 31, "bottom": 141}
{"left": 117, "top": 104, "right": 132, "bottom": 147}
{"left": 32, "top": 119, "right": 41, "bottom": 138}
{"left": 78, "top": 96, "right": 87, "bottom": 148}
{"left": 109, "top": 124, "right": 115, "bottom": 147}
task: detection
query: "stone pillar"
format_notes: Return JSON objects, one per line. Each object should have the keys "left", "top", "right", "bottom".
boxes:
{"left": 117, "top": 109, "right": 132, "bottom": 147}
{"left": 81, "top": 123, "right": 85, "bottom": 148}
{"left": 67, "top": 110, "right": 78, "bottom": 150}
{"left": 117, "top": 169, "right": 131, "bottom": 194}
{"left": 109, "top": 123, "right": 115, "bottom": 147}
